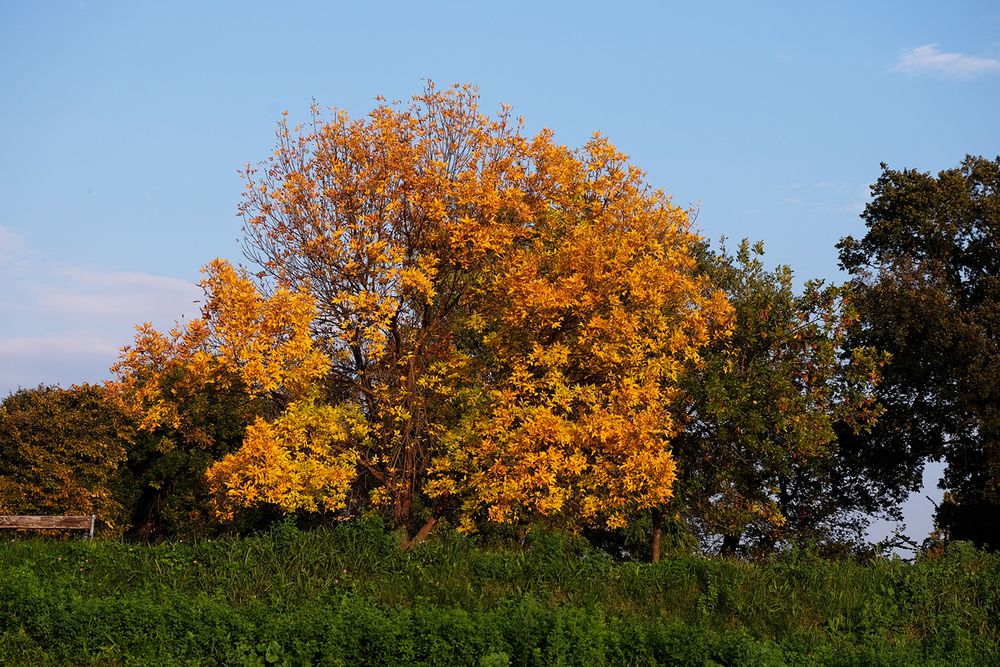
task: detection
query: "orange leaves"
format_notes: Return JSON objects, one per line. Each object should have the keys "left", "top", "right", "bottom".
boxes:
{"left": 110, "top": 259, "right": 328, "bottom": 434}
{"left": 244, "top": 83, "right": 534, "bottom": 298}
{"left": 243, "top": 81, "right": 533, "bottom": 305}
{"left": 109, "top": 320, "right": 212, "bottom": 432}
{"left": 199, "top": 259, "right": 329, "bottom": 398}
{"left": 113, "top": 83, "right": 734, "bottom": 535}
{"left": 238, "top": 83, "right": 545, "bottom": 527}
{"left": 427, "top": 126, "right": 733, "bottom": 531}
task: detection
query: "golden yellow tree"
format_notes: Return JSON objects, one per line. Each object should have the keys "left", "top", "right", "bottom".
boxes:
{"left": 426, "top": 133, "right": 733, "bottom": 534}
{"left": 238, "top": 83, "right": 539, "bottom": 532}
{"left": 119, "top": 83, "right": 730, "bottom": 544}
{"left": 234, "top": 84, "right": 732, "bottom": 539}
{"left": 111, "top": 258, "right": 329, "bottom": 435}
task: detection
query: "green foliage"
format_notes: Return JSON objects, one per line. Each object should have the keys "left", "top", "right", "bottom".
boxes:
{"left": 673, "top": 240, "right": 888, "bottom": 557}
{"left": 0, "top": 384, "right": 129, "bottom": 536}
{"left": 838, "top": 155, "right": 1000, "bottom": 549}
{"left": 120, "top": 380, "right": 273, "bottom": 540}
{"left": 0, "top": 524, "right": 998, "bottom": 664}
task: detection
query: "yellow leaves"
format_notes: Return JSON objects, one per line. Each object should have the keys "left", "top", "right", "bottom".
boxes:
{"left": 109, "top": 320, "right": 212, "bottom": 432}
{"left": 398, "top": 256, "right": 439, "bottom": 302}
{"left": 110, "top": 259, "right": 329, "bottom": 434}
{"left": 109, "top": 83, "right": 738, "bottom": 532}
{"left": 206, "top": 400, "right": 362, "bottom": 519}
{"left": 201, "top": 259, "right": 329, "bottom": 399}
{"left": 234, "top": 82, "right": 556, "bottom": 526}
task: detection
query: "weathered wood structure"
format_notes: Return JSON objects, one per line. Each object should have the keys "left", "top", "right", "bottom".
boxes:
{"left": 0, "top": 515, "right": 96, "bottom": 538}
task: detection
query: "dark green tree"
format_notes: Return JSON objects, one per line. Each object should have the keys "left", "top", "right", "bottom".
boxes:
{"left": 672, "top": 240, "right": 889, "bottom": 558}
{"left": 838, "top": 155, "right": 1000, "bottom": 549}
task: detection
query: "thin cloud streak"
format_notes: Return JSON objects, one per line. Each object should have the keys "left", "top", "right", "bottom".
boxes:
{"left": 0, "top": 253, "right": 201, "bottom": 393}
{"left": 779, "top": 181, "right": 870, "bottom": 217}
{"left": 33, "top": 267, "right": 201, "bottom": 318}
{"left": 891, "top": 44, "right": 1000, "bottom": 79}
{"left": 0, "top": 333, "right": 122, "bottom": 394}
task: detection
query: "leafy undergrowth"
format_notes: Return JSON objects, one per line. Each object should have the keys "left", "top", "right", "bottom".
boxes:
{"left": 0, "top": 520, "right": 997, "bottom": 665}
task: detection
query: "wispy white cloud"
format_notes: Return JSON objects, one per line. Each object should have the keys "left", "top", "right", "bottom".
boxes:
{"left": 0, "top": 245, "right": 202, "bottom": 392}
{"left": 780, "top": 181, "right": 869, "bottom": 217}
{"left": 33, "top": 267, "right": 201, "bottom": 318}
{"left": 0, "top": 333, "right": 122, "bottom": 394}
{"left": 891, "top": 44, "right": 1000, "bottom": 79}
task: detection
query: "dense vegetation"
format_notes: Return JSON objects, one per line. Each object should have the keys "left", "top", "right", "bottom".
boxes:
{"left": 1, "top": 521, "right": 999, "bottom": 665}
{"left": 3, "top": 84, "right": 966, "bottom": 553}
{"left": 2, "top": 83, "right": 1000, "bottom": 662}
{"left": 839, "top": 156, "right": 1000, "bottom": 548}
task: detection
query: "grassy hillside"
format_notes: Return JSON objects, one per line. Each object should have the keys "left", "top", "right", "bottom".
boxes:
{"left": 0, "top": 520, "right": 997, "bottom": 665}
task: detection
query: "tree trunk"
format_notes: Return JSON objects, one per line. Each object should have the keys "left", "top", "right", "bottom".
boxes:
{"left": 650, "top": 508, "right": 663, "bottom": 563}
{"left": 401, "top": 516, "right": 437, "bottom": 551}
{"left": 392, "top": 474, "right": 413, "bottom": 530}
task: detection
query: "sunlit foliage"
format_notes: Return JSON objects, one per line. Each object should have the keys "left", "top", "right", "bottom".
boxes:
{"left": 108, "top": 259, "right": 328, "bottom": 537}
{"left": 111, "top": 258, "right": 328, "bottom": 434}
{"left": 234, "top": 83, "right": 730, "bottom": 533}
{"left": 238, "top": 83, "right": 537, "bottom": 527}
{"left": 207, "top": 400, "right": 363, "bottom": 519}
{"left": 110, "top": 84, "right": 729, "bottom": 538}
{"left": 426, "top": 135, "right": 732, "bottom": 531}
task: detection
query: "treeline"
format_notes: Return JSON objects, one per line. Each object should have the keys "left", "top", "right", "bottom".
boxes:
{"left": 2, "top": 522, "right": 999, "bottom": 665}
{"left": 1, "top": 83, "right": 998, "bottom": 557}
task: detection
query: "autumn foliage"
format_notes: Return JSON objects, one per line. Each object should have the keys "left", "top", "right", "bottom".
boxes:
{"left": 108, "top": 260, "right": 329, "bottom": 536}
{"left": 111, "top": 258, "right": 327, "bottom": 430}
{"left": 2, "top": 82, "right": 937, "bottom": 561}
{"left": 108, "top": 83, "right": 731, "bottom": 542}
{"left": 0, "top": 384, "right": 129, "bottom": 535}
{"left": 426, "top": 135, "right": 732, "bottom": 531}
{"left": 235, "top": 84, "right": 542, "bottom": 528}
{"left": 206, "top": 400, "right": 363, "bottom": 520}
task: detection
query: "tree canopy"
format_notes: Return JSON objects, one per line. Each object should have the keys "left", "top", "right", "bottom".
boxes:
{"left": 112, "top": 83, "right": 732, "bottom": 542}
{"left": 838, "top": 155, "right": 1000, "bottom": 549}
{"left": 671, "top": 240, "right": 887, "bottom": 557}
{"left": 13, "top": 86, "right": 993, "bottom": 560}
{"left": 0, "top": 384, "right": 130, "bottom": 535}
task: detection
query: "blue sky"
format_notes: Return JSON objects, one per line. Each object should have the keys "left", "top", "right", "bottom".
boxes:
{"left": 2, "top": 1, "right": 998, "bottom": 543}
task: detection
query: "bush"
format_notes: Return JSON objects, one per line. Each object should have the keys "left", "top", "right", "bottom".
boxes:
{"left": 0, "top": 525, "right": 998, "bottom": 664}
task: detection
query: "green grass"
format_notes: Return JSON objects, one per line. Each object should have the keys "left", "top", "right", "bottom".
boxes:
{"left": 0, "top": 519, "right": 998, "bottom": 665}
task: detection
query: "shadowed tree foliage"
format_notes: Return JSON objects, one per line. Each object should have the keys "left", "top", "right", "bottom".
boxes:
{"left": 671, "top": 240, "right": 887, "bottom": 558}
{"left": 0, "top": 384, "right": 130, "bottom": 536}
{"left": 838, "top": 156, "right": 1000, "bottom": 549}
